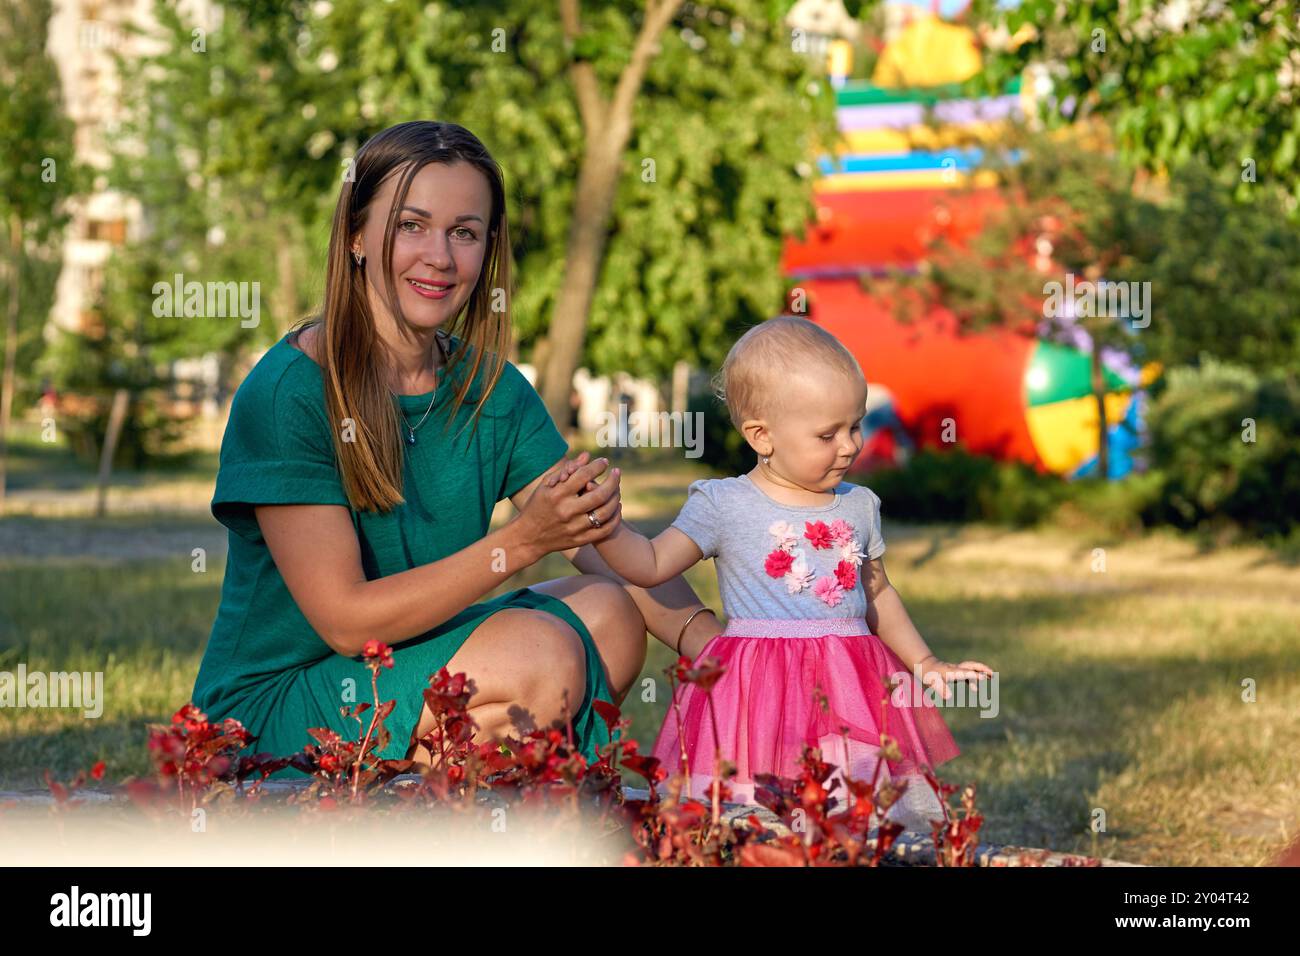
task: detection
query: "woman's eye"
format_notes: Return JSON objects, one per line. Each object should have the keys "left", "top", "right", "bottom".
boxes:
{"left": 399, "top": 220, "right": 422, "bottom": 233}
{"left": 820, "top": 434, "right": 834, "bottom": 442}
{"left": 452, "top": 227, "right": 477, "bottom": 240}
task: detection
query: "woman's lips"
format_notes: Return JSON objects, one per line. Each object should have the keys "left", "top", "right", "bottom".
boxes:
{"left": 407, "top": 278, "right": 453, "bottom": 299}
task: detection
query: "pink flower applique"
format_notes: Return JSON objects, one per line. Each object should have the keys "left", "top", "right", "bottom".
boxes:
{"left": 838, "top": 535, "right": 867, "bottom": 567}
{"left": 767, "top": 520, "right": 800, "bottom": 553}
{"left": 828, "top": 519, "right": 855, "bottom": 545}
{"left": 804, "top": 520, "right": 834, "bottom": 550}
{"left": 833, "top": 560, "right": 857, "bottom": 591}
{"left": 812, "top": 575, "right": 845, "bottom": 607}
{"left": 784, "top": 554, "right": 814, "bottom": 594}
{"left": 764, "top": 548, "right": 794, "bottom": 578}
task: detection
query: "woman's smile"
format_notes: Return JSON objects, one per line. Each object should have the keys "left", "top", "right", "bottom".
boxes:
{"left": 406, "top": 277, "right": 454, "bottom": 299}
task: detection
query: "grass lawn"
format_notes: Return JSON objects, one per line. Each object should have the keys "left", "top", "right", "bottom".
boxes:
{"left": 1, "top": 440, "right": 1297, "bottom": 865}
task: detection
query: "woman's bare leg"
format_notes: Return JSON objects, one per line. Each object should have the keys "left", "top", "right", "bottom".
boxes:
{"left": 404, "top": 607, "right": 585, "bottom": 764}
{"left": 526, "top": 573, "right": 647, "bottom": 705}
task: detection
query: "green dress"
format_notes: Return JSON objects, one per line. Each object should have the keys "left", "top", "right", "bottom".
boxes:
{"left": 193, "top": 328, "right": 615, "bottom": 778}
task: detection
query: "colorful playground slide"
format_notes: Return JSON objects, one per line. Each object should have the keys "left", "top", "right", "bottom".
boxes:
{"left": 782, "top": 10, "right": 1153, "bottom": 478}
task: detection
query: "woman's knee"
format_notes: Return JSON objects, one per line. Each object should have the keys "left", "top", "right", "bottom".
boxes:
{"left": 576, "top": 575, "right": 648, "bottom": 690}
{"left": 575, "top": 574, "right": 642, "bottom": 629}
{"left": 516, "top": 609, "right": 587, "bottom": 716}
{"left": 468, "top": 607, "right": 585, "bottom": 728}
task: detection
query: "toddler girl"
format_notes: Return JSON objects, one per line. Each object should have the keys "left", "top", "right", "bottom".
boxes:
{"left": 565, "top": 317, "right": 992, "bottom": 828}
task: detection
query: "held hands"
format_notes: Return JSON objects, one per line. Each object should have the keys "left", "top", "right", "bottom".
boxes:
{"left": 515, "top": 450, "right": 622, "bottom": 557}
{"left": 543, "top": 452, "right": 604, "bottom": 495}
{"left": 913, "top": 655, "right": 995, "bottom": 702}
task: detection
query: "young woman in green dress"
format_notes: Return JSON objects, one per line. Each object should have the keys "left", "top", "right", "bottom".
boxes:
{"left": 192, "top": 121, "right": 722, "bottom": 775}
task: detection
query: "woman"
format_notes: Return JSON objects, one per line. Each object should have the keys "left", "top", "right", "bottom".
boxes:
{"left": 193, "top": 121, "right": 722, "bottom": 775}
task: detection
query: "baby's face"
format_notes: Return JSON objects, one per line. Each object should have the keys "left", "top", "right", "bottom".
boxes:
{"left": 764, "top": 370, "right": 867, "bottom": 490}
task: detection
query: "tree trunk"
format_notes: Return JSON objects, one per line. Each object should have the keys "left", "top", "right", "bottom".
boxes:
{"left": 538, "top": 145, "right": 623, "bottom": 422}
{"left": 274, "top": 216, "right": 297, "bottom": 328}
{"left": 536, "top": 0, "right": 683, "bottom": 425}
{"left": 95, "top": 388, "right": 131, "bottom": 518}
{"left": 1090, "top": 333, "right": 1109, "bottom": 480}
{"left": 0, "top": 212, "right": 21, "bottom": 512}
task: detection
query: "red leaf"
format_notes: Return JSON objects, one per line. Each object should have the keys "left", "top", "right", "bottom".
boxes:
{"left": 591, "top": 699, "right": 621, "bottom": 733}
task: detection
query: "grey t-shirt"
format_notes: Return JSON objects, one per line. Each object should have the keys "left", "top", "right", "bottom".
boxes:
{"left": 670, "top": 474, "right": 885, "bottom": 621}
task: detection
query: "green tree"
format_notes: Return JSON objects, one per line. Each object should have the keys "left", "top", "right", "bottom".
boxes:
{"left": 1135, "top": 161, "right": 1300, "bottom": 377}
{"left": 968, "top": 0, "right": 1299, "bottom": 208}
{"left": 43, "top": 0, "right": 320, "bottom": 468}
{"left": 208, "top": 0, "right": 839, "bottom": 424}
{"left": 105, "top": 0, "right": 306, "bottom": 364}
{"left": 0, "top": 0, "right": 83, "bottom": 508}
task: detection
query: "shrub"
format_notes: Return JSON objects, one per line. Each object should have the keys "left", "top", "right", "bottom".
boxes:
{"left": 863, "top": 447, "right": 1065, "bottom": 526}
{"left": 1145, "top": 357, "right": 1300, "bottom": 537}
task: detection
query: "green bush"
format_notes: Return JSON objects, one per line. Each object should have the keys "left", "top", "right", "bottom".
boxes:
{"left": 692, "top": 390, "right": 754, "bottom": 476}
{"left": 863, "top": 447, "right": 1065, "bottom": 526}
{"left": 1056, "top": 469, "right": 1167, "bottom": 535}
{"left": 1144, "top": 357, "right": 1300, "bottom": 537}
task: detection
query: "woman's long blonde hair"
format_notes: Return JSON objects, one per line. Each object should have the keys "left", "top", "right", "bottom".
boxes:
{"left": 295, "top": 121, "right": 513, "bottom": 513}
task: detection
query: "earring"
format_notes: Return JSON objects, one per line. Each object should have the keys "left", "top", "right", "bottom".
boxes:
{"left": 762, "top": 455, "right": 770, "bottom": 464}
{"left": 352, "top": 250, "right": 364, "bottom": 266}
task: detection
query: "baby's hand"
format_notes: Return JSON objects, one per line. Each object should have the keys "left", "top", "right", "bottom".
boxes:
{"left": 544, "top": 453, "right": 602, "bottom": 495}
{"left": 915, "top": 656, "right": 994, "bottom": 702}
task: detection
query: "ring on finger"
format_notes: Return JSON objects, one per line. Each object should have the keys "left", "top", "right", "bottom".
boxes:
{"left": 587, "top": 510, "right": 602, "bottom": 529}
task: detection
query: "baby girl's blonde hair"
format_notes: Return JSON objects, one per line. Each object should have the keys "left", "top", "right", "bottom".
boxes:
{"left": 711, "top": 316, "right": 864, "bottom": 431}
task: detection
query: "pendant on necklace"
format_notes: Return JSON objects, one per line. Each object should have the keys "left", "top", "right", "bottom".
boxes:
{"left": 406, "top": 430, "right": 417, "bottom": 446}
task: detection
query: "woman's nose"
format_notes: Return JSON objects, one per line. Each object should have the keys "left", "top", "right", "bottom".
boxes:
{"left": 420, "top": 232, "right": 454, "bottom": 270}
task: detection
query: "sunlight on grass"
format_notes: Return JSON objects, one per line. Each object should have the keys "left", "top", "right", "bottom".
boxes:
{"left": 1, "top": 450, "right": 1297, "bottom": 865}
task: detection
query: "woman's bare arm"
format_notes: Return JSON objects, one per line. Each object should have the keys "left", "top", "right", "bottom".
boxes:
{"left": 256, "top": 456, "right": 621, "bottom": 658}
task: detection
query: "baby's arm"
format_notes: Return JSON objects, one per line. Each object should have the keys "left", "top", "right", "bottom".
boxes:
{"left": 548, "top": 459, "right": 705, "bottom": 587}
{"left": 863, "top": 557, "right": 994, "bottom": 693}
{"left": 862, "top": 558, "right": 933, "bottom": 671}
{"left": 594, "top": 520, "right": 703, "bottom": 589}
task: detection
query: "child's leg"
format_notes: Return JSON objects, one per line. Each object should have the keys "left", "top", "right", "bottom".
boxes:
{"left": 816, "top": 733, "right": 945, "bottom": 833}
{"left": 881, "top": 775, "right": 946, "bottom": 833}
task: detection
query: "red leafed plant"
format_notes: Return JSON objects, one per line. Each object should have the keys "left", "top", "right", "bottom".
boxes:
{"left": 42, "top": 760, "right": 106, "bottom": 811}
{"left": 38, "top": 634, "right": 1001, "bottom": 868}
{"left": 287, "top": 640, "right": 414, "bottom": 803}
{"left": 134, "top": 704, "right": 280, "bottom": 810}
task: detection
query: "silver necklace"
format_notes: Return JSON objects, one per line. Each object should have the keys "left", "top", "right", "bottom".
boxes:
{"left": 394, "top": 332, "right": 448, "bottom": 446}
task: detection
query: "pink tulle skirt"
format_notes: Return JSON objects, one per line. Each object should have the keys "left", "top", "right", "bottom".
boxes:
{"left": 651, "top": 618, "right": 961, "bottom": 805}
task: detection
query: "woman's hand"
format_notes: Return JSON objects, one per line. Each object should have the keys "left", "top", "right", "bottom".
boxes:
{"left": 543, "top": 451, "right": 600, "bottom": 495}
{"left": 512, "top": 451, "right": 622, "bottom": 560}
{"left": 914, "top": 656, "right": 995, "bottom": 702}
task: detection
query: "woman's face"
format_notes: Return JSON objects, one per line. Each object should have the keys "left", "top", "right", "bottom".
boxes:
{"left": 351, "top": 160, "right": 493, "bottom": 334}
